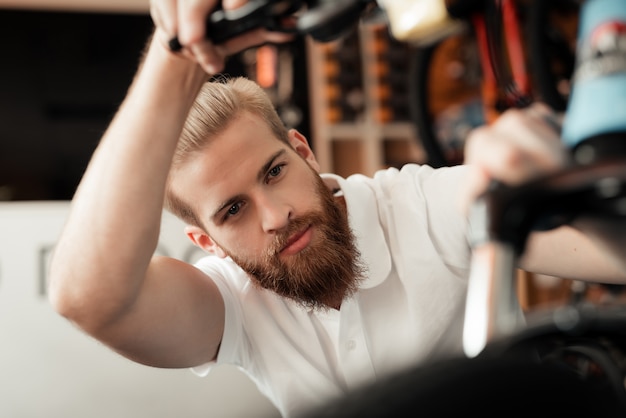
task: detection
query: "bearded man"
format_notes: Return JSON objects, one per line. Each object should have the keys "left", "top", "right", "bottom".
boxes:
{"left": 49, "top": 1, "right": 626, "bottom": 417}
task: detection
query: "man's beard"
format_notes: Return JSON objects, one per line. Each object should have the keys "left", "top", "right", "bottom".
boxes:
{"left": 228, "top": 174, "right": 365, "bottom": 310}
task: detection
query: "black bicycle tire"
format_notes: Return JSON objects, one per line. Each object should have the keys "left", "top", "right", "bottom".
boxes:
{"left": 408, "top": 42, "right": 450, "bottom": 168}
{"left": 527, "top": 0, "right": 578, "bottom": 111}
{"left": 408, "top": 1, "right": 576, "bottom": 168}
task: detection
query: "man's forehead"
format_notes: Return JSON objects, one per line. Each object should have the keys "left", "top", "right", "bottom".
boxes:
{"left": 176, "top": 137, "right": 289, "bottom": 215}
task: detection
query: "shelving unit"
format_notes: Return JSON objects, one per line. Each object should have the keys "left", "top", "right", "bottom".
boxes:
{"left": 306, "top": 21, "right": 426, "bottom": 178}
{"left": 305, "top": 21, "right": 600, "bottom": 314}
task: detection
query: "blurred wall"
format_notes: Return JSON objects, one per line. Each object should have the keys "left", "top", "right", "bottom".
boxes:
{"left": 0, "top": 201, "right": 280, "bottom": 418}
{"left": 0, "top": 8, "right": 308, "bottom": 202}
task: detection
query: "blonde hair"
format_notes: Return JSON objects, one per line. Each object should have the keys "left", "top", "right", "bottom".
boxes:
{"left": 165, "top": 76, "right": 290, "bottom": 227}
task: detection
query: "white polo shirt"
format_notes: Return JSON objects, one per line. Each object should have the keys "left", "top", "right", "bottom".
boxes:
{"left": 192, "top": 164, "right": 473, "bottom": 417}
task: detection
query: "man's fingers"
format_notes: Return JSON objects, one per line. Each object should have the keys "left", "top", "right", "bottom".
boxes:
{"left": 190, "top": 41, "right": 225, "bottom": 74}
{"left": 465, "top": 125, "right": 543, "bottom": 185}
{"left": 151, "top": 0, "right": 179, "bottom": 37}
{"left": 219, "top": 28, "right": 295, "bottom": 56}
{"left": 151, "top": 0, "right": 295, "bottom": 74}
{"left": 178, "top": 0, "right": 219, "bottom": 45}
{"left": 467, "top": 106, "right": 567, "bottom": 174}
{"left": 223, "top": 0, "right": 249, "bottom": 8}
{"left": 462, "top": 103, "right": 571, "bottom": 218}
{"left": 525, "top": 102, "right": 564, "bottom": 133}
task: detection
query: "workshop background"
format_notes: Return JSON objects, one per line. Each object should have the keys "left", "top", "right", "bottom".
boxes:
{"left": 0, "top": 1, "right": 600, "bottom": 417}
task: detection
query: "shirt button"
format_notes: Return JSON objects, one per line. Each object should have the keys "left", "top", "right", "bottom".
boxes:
{"left": 346, "top": 340, "right": 357, "bottom": 351}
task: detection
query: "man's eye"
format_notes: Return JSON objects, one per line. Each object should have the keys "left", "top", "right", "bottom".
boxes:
{"left": 268, "top": 164, "right": 284, "bottom": 178}
{"left": 226, "top": 203, "right": 242, "bottom": 217}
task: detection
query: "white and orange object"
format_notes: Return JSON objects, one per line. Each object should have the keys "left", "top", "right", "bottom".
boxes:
{"left": 378, "top": 0, "right": 467, "bottom": 45}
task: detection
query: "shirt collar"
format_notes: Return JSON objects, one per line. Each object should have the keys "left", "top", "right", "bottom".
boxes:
{"left": 321, "top": 173, "right": 391, "bottom": 289}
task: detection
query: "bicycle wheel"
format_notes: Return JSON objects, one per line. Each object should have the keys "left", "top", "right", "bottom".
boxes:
{"left": 408, "top": 32, "right": 484, "bottom": 168}
{"left": 409, "top": 0, "right": 579, "bottom": 167}
{"left": 526, "top": 0, "right": 579, "bottom": 111}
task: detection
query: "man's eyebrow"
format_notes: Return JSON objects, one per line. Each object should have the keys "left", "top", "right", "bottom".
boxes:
{"left": 257, "top": 149, "right": 287, "bottom": 182}
{"left": 211, "top": 149, "right": 287, "bottom": 222}
{"left": 211, "top": 194, "right": 245, "bottom": 223}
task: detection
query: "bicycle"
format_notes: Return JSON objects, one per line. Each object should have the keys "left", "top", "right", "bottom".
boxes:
{"left": 180, "top": 0, "right": 626, "bottom": 413}
{"left": 407, "top": 0, "right": 579, "bottom": 167}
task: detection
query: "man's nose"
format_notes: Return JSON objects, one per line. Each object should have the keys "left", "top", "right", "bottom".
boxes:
{"left": 257, "top": 194, "right": 292, "bottom": 233}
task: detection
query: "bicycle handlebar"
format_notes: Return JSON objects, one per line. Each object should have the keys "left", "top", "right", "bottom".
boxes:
{"left": 463, "top": 0, "right": 626, "bottom": 358}
{"left": 168, "top": 0, "right": 374, "bottom": 51}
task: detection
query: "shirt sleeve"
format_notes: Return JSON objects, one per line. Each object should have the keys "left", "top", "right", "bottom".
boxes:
{"left": 399, "top": 163, "right": 473, "bottom": 271}
{"left": 189, "top": 256, "right": 250, "bottom": 376}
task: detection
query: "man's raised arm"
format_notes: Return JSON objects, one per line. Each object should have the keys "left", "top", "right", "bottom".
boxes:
{"left": 47, "top": 32, "right": 225, "bottom": 368}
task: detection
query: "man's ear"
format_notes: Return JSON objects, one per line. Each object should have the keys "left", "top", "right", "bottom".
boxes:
{"left": 184, "top": 225, "right": 228, "bottom": 258}
{"left": 288, "top": 129, "right": 320, "bottom": 172}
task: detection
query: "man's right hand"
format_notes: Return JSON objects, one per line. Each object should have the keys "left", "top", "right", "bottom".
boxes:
{"left": 150, "top": 0, "right": 295, "bottom": 74}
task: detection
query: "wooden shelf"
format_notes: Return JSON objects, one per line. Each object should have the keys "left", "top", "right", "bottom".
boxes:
{"left": 306, "top": 22, "right": 426, "bottom": 177}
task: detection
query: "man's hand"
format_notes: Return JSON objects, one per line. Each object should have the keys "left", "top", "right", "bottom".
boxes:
{"left": 460, "top": 102, "right": 626, "bottom": 282}
{"left": 460, "top": 103, "right": 569, "bottom": 215}
{"left": 150, "top": 0, "right": 295, "bottom": 74}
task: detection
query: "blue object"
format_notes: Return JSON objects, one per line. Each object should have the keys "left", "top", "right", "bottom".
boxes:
{"left": 562, "top": 0, "right": 626, "bottom": 153}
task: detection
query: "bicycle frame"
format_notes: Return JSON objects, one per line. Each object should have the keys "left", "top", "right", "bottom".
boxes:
{"left": 462, "top": 0, "right": 626, "bottom": 358}
{"left": 472, "top": 0, "right": 532, "bottom": 123}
